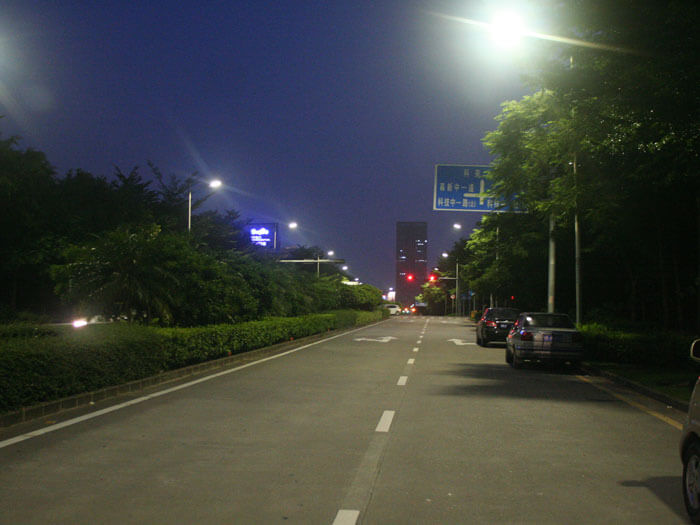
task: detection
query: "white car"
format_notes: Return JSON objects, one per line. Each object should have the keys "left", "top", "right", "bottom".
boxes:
{"left": 382, "top": 304, "right": 401, "bottom": 315}
{"left": 681, "top": 339, "right": 700, "bottom": 523}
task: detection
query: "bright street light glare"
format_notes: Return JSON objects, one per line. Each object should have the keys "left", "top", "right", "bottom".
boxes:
{"left": 209, "top": 179, "right": 222, "bottom": 189}
{"left": 72, "top": 319, "right": 88, "bottom": 328}
{"left": 327, "top": 250, "right": 334, "bottom": 256}
{"left": 489, "top": 10, "right": 525, "bottom": 48}
{"left": 453, "top": 223, "right": 462, "bottom": 230}
{"left": 442, "top": 252, "right": 449, "bottom": 258}
{"left": 288, "top": 222, "right": 298, "bottom": 229}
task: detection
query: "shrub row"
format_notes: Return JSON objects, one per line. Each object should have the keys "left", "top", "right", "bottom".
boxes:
{"left": 580, "top": 323, "right": 696, "bottom": 366}
{"left": 0, "top": 310, "right": 384, "bottom": 414}
{"left": 0, "top": 323, "right": 61, "bottom": 339}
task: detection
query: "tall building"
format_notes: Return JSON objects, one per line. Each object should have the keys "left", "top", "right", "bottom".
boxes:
{"left": 395, "top": 221, "right": 428, "bottom": 306}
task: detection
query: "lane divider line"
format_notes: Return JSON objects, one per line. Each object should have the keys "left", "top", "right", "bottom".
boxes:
{"left": 407, "top": 358, "right": 415, "bottom": 365}
{"left": 0, "top": 324, "right": 374, "bottom": 450}
{"left": 577, "top": 375, "right": 683, "bottom": 430}
{"left": 397, "top": 376, "right": 408, "bottom": 386}
{"left": 412, "top": 347, "right": 419, "bottom": 353}
{"left": 333, "top": 509, "right": 360, "bottom": 525}
{"left": 375, "top": 410, "right": 395, "bottom": 432}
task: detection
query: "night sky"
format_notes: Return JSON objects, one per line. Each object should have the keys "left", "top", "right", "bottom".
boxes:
{"left": 1, "top": 1, "right": 527, "bottom": 290}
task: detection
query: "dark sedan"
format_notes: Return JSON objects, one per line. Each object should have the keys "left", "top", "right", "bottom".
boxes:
{"left": 476, "top": 307, "right": 520, "bottom": 346}
{"left": 506, "top": 312, "right": 583, "bottom": 368}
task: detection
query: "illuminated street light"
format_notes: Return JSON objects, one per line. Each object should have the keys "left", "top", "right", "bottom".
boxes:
{"left": 327, "top": 250, "right": 334, "bottom": 256}
{"left": 489, "top": 10, "right": 526, "bottom": 48}
{"left": 453, "top": 223, "right": 462, "bottom": 230}
{"left": 288, "top": 221, "right": 298, "bottom": 229}
{"left": 188, "top": 179, "right": 222, "bottom": 232}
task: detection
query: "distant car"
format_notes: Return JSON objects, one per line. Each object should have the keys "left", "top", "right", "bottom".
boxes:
{"left": 476, "top": 307, "right": 520, "bottom": 346}
{"left": 680, "top": 339, "right": 700, "bottom": 523}
{"left": 382, "top": 304, "right": 401, "bottom": 315}
{"left": 506, "top": 312, "right": 583, "bottom": 368}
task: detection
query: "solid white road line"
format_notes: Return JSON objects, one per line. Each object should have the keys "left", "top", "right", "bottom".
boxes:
{"left": 333, "top": 509, "right": 360, "bottom": 525}
{"left": 375, "top": 410, "right": 395, "bottom": 432}
{"left": 397, "top": 376, "right": 408, "bottom": 386}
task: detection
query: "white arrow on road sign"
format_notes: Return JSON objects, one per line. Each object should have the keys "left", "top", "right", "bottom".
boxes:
{"left": 354, "top": 336, "right": 398, "bottom": 343}
{"left": 447, "top": 339, "right": 476, "bottom": 346}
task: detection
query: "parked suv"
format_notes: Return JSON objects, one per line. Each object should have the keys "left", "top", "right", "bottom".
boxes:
{"left": 476, "top": 307, "right": 520, "bottom": 346}
{"left": 681, "top": 339, "right": 700, "bottom": 523}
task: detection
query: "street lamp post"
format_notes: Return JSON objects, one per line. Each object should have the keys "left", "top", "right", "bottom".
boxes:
{"left": 188, "top": 179, "right": 222, "bottom": 232}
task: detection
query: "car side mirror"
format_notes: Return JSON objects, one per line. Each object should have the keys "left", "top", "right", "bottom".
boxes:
{"left": 691, "top": 339, "right": 700, "bottom": 362}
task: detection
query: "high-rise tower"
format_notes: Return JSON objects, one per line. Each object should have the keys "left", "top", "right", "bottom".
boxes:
{"left": 395, "top": 221, "right": 428, "bottom": 306}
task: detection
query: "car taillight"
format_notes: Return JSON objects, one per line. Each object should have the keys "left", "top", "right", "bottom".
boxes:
{"left": 486, "top": 321, "right": 497, "bottom": 328}
{"left": 520, "top": 330, "right": 533, "bottom": 341}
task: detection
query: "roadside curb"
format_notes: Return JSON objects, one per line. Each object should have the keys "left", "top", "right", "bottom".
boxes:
{"left": 581, "top": 363, "right": 689, "bottom": 413}
{"left": 0, "top": 321, "right": 386, "bottom": 429}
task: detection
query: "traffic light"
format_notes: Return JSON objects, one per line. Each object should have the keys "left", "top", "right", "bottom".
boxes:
{"left": 406, "top": 274, "right": 415, "bottom": 281}
{"left": 428, "top": 274, "right": 437, "bottom": 282}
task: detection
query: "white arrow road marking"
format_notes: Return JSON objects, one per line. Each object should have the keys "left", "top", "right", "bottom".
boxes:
{"left": 447, "top": 339, "right": 477, "bottom": 346}
{"left": 353, "top": 336, "right": 398, "bottom": 343}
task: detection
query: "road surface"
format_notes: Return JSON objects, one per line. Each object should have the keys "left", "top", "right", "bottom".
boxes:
{"left": 0, "top": 316, "right": 688, "bottom": 523}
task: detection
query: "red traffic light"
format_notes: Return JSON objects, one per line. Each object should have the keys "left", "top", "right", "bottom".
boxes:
{"left": 406, "top": 274, "right": 415, "bottom": 281}
{"left": 428, "top": 274, "right": 437, "bottom": 282}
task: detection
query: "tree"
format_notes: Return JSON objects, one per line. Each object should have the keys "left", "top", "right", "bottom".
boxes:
{"left": 0, "top": 136, "right": 58, "bottom": 317}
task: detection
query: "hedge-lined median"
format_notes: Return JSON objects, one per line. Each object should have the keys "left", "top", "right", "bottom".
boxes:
{"left": 0, "top": 309, "right": 385, "bottom": 414}
{"left": 580, "top": 323, "right": 696, "bottom": 367}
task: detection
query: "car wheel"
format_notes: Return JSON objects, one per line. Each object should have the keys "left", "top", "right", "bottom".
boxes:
{"left": 476, "top": 332, "right": 483, "bottom": 346}
{"left": 505, "top": 347, "right": 513, "bottom": 365}
{"left": 684, "top": 441, "right": 700, "bottom": 523}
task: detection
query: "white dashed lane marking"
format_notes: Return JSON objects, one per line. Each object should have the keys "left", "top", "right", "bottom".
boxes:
{"left": 375, "top": 410, "right": 395, "bottom": 432}
{"left": 333, "top": 510, "right": 360, "bottom": 525}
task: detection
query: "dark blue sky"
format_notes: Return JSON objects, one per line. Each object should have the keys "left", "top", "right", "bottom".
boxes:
{"left": 2, "top": 1, "right": 528, "bottom": 290}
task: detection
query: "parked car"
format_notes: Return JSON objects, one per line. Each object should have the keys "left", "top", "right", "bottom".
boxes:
{"left": 680, "top": 339, "right": 700, "bottom": 523}
{"left": 476, "top": 307, "right": 520, "bottom": 346}
{"left": 382, "top": 304, "right": 401, "bottom": 315}
{"left": 505, "top": 312, "right": 583, "bottom": 368}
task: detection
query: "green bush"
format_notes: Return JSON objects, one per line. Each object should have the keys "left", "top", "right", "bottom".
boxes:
{"left": 580, "top": 323, "right": 696, "bottom": 366}
{"left": 0, "top": 324, "right": 167, "bottom": 412}
{"left": 0, "top": 323, "right": 60, "bottom": 339}
{"left": 0, "top": 310, "right": 383, "bottom": 414}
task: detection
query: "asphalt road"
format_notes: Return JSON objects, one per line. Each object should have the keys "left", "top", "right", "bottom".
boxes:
{"left": 0, "top": 317, "right": 689, "bottom": 524}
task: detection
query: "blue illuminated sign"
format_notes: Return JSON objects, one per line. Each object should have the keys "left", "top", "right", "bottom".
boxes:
{"left": 247, "top": 223, "right": 277, "bottom": 249}
{"left": 433, "top": 164, "right": 505, "bottom": 213}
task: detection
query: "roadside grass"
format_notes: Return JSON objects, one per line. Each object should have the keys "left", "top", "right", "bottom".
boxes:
{"left": 588, "top": 361, "right": 700, "bottom": 404}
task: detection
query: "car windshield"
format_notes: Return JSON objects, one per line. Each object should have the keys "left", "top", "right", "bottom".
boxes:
{"left": 489, "top": 308, "right": 520, "bottom": 319}
{"left": 524, "top": 314, "right": 575, "bottom": 329}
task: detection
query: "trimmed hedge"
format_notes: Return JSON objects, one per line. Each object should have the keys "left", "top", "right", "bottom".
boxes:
{"left": 0, "top": 310, "right": 384, "bottom": 414}
{"left": 0, "top": 323, "right": 61, "bottom": 339}
{"left": 580, "top": 323, "right": 697, "bottom": 366}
